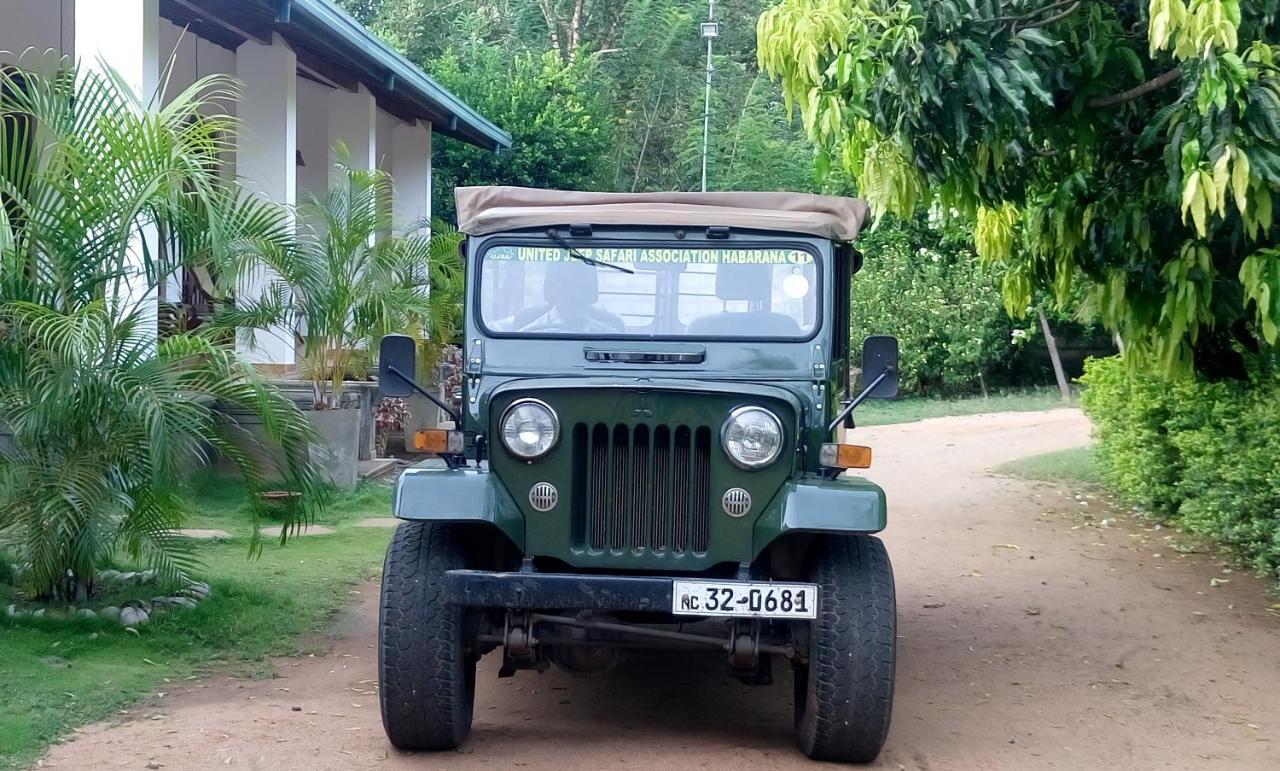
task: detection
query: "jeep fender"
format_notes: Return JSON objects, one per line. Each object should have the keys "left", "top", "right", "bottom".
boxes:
{"left": 393, "top": 463, "right": 525, "bottom": 550}
{"left": 752, "top": 475, "right": 886, "bottom": 558}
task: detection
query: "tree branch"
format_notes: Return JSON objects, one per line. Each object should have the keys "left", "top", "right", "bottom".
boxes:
{"left": 1086, "top": 67, "right": 1183, "bottom": 109}
{"left": 1018, "top": 1, "right": 1081, "bottom": 29}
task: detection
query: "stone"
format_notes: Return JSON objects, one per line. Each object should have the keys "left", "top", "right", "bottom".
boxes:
{"left": 100, "top": 606, "right": 121, "bottom": 621}
{"left": 5, "top": 604, "right": 17, "bottom": 618}
{"left": 118, "top": 571, "right": 137, "bottom": 583}
{"left": 119, "top": 606, "right": 148, "bottom": 626}
{"left": 168, "top": 597, "right": 197, "bottom": 610}
{"left": 32, "top": 608, "right": 45, "bottom": 618}
{"left": 97, "top": 569, "right": 121, "bottom": 582}
{"left": 76, "top": 608, "right": 97, "bottom": 618}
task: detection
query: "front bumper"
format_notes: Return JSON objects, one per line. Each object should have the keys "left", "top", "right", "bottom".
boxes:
{"left": 442, "top": 570, "right": 676, "bottom": 612}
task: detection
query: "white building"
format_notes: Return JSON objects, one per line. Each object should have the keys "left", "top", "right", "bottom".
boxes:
{"left": 1, "top": 0, "right": 510, "bottom": 371}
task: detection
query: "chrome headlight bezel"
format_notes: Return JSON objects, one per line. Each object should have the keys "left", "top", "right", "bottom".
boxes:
{"left": 499, "top": 398, "right": 560, "bottom": 460}
{"left": 721, "top": 406, "right": 784, "bottom": 470}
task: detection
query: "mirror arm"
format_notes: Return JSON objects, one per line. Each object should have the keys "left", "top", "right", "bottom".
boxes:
{"left": 826, "top": 367, "right": 894, "bottom": 434}
{"left": 386, "top": 365, "right": 462, "bottom": 426}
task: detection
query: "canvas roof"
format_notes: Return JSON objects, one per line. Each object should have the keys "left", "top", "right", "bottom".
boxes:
{"left": 455, "top": 187, "right": 869, "bottom": 241}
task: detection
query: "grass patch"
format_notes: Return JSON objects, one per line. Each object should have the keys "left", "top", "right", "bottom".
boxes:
{"left": 996, "top": 445, "right": 1101, "bottom": 487}
{"left": 0, "top": 484, "right": 394, "bottom": 768}
{"left": 856, "top": 387, "right": 1076, "bottom": 427}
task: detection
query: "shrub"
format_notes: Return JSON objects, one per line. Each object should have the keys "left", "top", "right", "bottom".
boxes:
{"left": 1081, "top": 357, "right": 1280, "bottom": 579}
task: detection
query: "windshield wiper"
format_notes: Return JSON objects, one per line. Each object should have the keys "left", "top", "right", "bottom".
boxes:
{"left": 546, "top": 229, "right": 634, "bottom": 274}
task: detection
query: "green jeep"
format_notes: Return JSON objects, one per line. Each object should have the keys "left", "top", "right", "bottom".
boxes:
{"left": 376, "top": 187, "right": 900, "bottom": 763}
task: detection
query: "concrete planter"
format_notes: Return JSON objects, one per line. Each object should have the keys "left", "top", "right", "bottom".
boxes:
{"left": 306, "top": 407, "right": 361, "bottom": 490}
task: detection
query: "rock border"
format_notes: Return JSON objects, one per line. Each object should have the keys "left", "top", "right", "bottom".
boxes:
{"left": 4, "top": 570, "right": 212, "bottom": 628}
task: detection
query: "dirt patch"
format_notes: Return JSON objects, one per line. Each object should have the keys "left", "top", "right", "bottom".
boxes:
{"left": 43, "top": 409, "right": 1280, "bottom": 770}
{"left": 258, "top": 525, "right": 336, "bottom": 537}
{"left": 174, "top": 529, "right": 233, "bottom": 539}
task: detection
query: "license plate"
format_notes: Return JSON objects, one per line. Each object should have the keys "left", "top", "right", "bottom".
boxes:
{"left": 671, "top": 580, "right": 818, "bottom": 619}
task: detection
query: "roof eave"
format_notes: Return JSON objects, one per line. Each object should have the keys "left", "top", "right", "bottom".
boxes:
{"left": 275, "top": 0, "right": 512, "bottom": 150}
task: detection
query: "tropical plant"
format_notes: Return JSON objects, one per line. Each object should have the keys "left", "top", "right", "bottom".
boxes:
{"left": 757, "top": 0, "right": 1280, "bottom": 378}
{"left": 0, "top": 62, "right": 323, "bottom": 601}
{"left": 214, "top": 146, "right": 446, "bottom": 408}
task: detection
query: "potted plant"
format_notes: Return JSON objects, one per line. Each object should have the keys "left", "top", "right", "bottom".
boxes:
{"left": 215, "top": 145, "right": 439, "bottom": 488}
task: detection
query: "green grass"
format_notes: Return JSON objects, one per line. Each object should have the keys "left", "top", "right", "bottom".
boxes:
{"left": 856, "top": 387, "right": 1077, "bottom": 427}
{"left": 996, "top": 445, "right": 1102, "bottom": 487}
{"left": 0, "top": 481, "right": 394, "bottom": 768}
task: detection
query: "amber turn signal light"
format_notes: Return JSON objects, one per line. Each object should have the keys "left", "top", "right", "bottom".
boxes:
{"left": 819, "top": 443, "right": 872, "bottom": 469}
{"left": 413, "top": 429, "right": 465, "bottom": 454}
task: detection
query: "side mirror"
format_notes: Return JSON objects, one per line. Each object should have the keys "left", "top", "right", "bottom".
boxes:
{"left": 861, "top": 335, "right": 899, "bottom": 399}
{"left": 378, "top": 334, "right": 417, "bottom": 398}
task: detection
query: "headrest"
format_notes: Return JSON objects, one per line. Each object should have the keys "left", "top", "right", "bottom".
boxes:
{"left": 715, "top": 263, "right": 771, "bottom": 302}
{"left": 544, "top": 260, "right": 598, "bottom": 305}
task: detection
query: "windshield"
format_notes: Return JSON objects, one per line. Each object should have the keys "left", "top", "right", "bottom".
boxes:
{"left": 479, "top": 243, "right": 820, "bottom": 339}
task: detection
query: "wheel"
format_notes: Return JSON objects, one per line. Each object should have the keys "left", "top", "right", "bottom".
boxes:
{"left": 793, "top": 534, "right": 896, "bottom": 763}
{"left": 379, "top": 522, "right": 476, "bottom": 750}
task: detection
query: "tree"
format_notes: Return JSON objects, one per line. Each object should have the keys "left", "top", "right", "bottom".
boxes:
{"left": 851, "top": 214, "right": 1030, "bottom": 394}
{"left": 428, "top": 47, "right": 613, "bottom": 220}
{"left": 0, "top": 63, "right": 323, "bottom": 600}
{"left": 758, "top": 1, "right": 1280, "bottom": 377}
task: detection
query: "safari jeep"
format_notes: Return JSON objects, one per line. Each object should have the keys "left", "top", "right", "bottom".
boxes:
{"left": 376, "top": 188, "right": 900, "bottom": 763}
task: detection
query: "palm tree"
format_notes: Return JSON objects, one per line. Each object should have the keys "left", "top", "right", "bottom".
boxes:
{"left": 0, "top": 61, "right": 323, "bottom": 601}
{"left": 213, "top": 145, "right": 455, "bottom": 409}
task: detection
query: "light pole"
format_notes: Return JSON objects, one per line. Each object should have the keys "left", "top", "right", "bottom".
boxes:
{"left": 699, "top": 0, "right": 719, "bottom": 193}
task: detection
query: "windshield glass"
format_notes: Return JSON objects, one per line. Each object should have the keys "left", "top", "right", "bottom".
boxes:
{"left": 479, "top": 244, "right": 819, "bottom": 339}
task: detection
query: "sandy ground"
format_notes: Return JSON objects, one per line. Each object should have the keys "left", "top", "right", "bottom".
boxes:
{"left": 42, "top": 409, "right": 1280, "bottom": 770}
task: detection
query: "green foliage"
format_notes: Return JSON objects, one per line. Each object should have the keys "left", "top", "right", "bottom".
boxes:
{"left": 428, "top": 48, "right": 613, "bottom": 220}
{"left": 212, "top": 147, "right": 445, "bottom": 407}
{"left": 0, "top": 63, "right": 324, "bottom": 600}
{"left": 338, "top": 0, "right": 825, "bottom": 200}
{"left": 851, "top": 215, "right": 1028, "bottom": 394}
{"left": 758, "top": 0, "right": 1280, "bottom": 377}
{"left": 1081, "top": 356, "right": 1280, "bottom": 578}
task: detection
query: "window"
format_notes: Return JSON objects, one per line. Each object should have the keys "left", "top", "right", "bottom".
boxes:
{"left": 479, "top": 243, "right": 820, "bottom": 340}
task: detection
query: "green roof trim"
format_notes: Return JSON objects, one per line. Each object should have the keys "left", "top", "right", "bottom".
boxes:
{"left": 267, "top": 0, "right": 511, "bottom": 151}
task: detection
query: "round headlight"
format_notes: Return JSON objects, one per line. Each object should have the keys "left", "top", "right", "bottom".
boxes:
{"left": 722, "top": 406, "right": 784, "bottom": 470}
{"left": 500, "top": 399, "right": 560, "bottom": 460}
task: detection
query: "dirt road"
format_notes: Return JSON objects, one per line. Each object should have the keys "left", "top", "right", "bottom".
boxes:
{"left": 44, "top": 409, "right": 1280, "bottom": 770}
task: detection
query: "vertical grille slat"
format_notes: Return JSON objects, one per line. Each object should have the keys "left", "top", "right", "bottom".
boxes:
{"left": 576, "top": 421, "right": 710, "bottom": 557}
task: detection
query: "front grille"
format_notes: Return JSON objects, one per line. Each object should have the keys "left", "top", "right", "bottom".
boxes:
{"left": 573, "top": 423, "right": 711, "bottom": 555}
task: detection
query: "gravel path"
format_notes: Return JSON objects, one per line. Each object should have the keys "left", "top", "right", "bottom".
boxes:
{"left": 43, "top": 409, "right": 1280, "bottom": 770}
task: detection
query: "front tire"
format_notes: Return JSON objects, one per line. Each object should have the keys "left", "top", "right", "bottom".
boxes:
{"left": 793, "top": 534, "right": 896, "bottom": 763}
{"left": 379, "top": 522, "right": 476, "bottom": 751}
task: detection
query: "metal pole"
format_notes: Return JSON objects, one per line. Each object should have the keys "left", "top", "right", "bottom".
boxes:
{"left": 700, "top": 0, "right": 715, "bottom": 192}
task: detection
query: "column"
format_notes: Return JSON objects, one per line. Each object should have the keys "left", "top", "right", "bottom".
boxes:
{"left": 329, "top": 84, "right": 377, "bottom": 173}
{"left": 75, "top": 0, "right": 161, "bottom": 328}
{"left": 392, "top": 120, "right": 432, "bottom": 229}
{"left": 235, "top": 33, "right": 297, "bottom": 367}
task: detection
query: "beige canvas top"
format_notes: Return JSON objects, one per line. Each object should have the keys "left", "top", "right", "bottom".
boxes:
{"left": 454, "top": 186, "right": 869, "bottom": 241}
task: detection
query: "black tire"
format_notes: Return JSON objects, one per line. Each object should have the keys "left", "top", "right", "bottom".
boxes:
{"left": 793, "top": 534, "right": 896, "bottom": 763}
{"left": 379, "top": 522, "right": 476, "bottom": 751}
